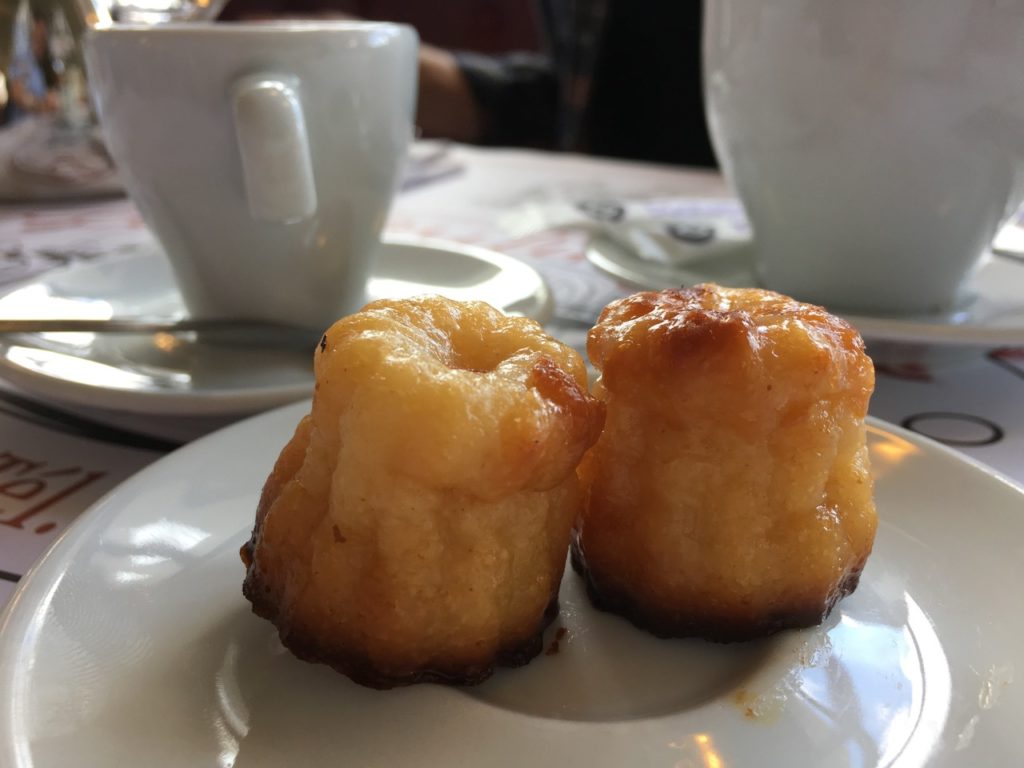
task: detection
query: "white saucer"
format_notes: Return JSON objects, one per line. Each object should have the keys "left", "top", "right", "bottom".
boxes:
{"left": 1, "top": 403, "right": 1022, "bottom": 766}
{"left": 0, "top": 235, "right": 551, "bottom": 416}
{"left": 587, "top": 234, "right": 1024, "bottom": 346}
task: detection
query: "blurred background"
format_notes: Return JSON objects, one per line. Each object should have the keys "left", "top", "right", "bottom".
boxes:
{"left": 0, "top": 0, "right": 717, "bottom": 169}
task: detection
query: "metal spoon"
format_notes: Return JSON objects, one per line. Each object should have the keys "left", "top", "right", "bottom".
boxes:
{"left": 0, "top": 316, "right": 321, "bottom": 348}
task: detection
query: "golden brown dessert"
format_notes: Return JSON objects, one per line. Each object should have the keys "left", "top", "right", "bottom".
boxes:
{"left": 574, "top": 284, "right": 877, "bottom": 641}
{"left": 242, "top": 296, "right": 604, "bottom": 688}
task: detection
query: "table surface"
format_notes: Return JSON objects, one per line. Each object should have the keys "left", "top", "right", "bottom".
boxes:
{"left": 1, "top": 142, "right": 1022, "bottom": 606}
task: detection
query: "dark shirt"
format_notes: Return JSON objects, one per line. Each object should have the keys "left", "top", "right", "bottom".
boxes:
{"left": 457, "top": 0, "right": 716, "bottom": 167}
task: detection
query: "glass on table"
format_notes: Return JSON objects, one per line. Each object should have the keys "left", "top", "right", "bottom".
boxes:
{"left": 95, "top": 0, "right": 227, "bottom": 24}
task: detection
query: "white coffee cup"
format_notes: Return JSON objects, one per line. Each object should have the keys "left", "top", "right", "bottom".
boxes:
{"left": 704, "top": 0, "right": 1024, "bottom": 316}
{"left": 84, "top": 22, "right": 418, "bottom": 331}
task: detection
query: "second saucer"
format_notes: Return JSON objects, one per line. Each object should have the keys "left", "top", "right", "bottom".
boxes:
{"left": 0, "top": 235, "right": 551, "bottom": 416}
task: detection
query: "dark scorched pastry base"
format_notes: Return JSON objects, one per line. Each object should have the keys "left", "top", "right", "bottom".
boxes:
{"left": 242, "top": 539, "right": 560, "bottom": 690}
{"left": 570, "top": 537, "right": 866, "bottom": 643}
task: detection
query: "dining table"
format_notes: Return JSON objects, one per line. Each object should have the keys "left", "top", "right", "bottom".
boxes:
{"left": 1, "top": 140, "right": 1023, "bottom": 765}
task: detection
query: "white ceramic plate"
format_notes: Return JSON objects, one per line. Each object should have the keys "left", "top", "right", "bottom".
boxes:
{"left": 0, "top": 235, "right": 551, "bottom": 416}
{"left": 587, "top": 234, "right": 1024, "bottom": 346}
{"left": 0, "top": 404, "right": 1021, "bottom": 767}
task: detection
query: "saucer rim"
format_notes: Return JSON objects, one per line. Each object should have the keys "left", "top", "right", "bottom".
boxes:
{"left": 0, "top": 235, "right": 551, "bottom": 416}
{"left": 586, "top": 234, "right": 1024, "bottom": 347}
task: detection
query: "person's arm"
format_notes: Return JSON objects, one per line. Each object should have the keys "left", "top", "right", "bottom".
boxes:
{"left": 418, "top": 45, "right": 559, "bottom": 148}
{"left": 417, "top": 45, "right": 484, "bottom": 143}
{"left": 448, "top": 49, "right": 559, "bottom": 148}
{"left": 8, "top": 79, "right": 58, "bottom": 115}
{"left": 218, "top": 1, "right": 558, "bottom": 146}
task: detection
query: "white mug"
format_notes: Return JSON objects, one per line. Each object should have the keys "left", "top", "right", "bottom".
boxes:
{"left": 84, "top": 22, "right": 418, "bottom": 331}
{"left": 704, "top": 1, "right": 1024, "bottom": 316}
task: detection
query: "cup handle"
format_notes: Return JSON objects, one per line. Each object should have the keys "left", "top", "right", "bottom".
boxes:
{"left": 231, "top": 75, "right": 317, "bottom": 223}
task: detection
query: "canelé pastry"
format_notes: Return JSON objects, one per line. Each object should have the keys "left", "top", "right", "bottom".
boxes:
{"left": 573, "top": 284, "right": 877, "bottom": 641}
{"left": 242, "top": 296, "right": 604, "bottom": 688}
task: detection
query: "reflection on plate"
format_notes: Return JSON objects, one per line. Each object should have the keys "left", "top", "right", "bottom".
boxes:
{"left": 0, "top": 236, "right": 551, "bottom": 416}
{"left": 0, "top": 404, "right": 1022, "bottom": 766}
{"left": 587, "top": 234, "right": 1024, "bottom": 346}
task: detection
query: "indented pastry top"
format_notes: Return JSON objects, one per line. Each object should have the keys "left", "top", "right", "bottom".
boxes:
{"left": 588, "top": 283, "right": 873, "bottom": 404}
{"left": 319, "top": 296, "right": 587, "bottom": 383}
{"left": 314, "top": 296, "right": 604, "bottom": 495}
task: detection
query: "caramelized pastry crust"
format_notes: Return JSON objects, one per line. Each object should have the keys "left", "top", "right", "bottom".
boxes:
{"left": 574, "top": 284, "right": 877, "bottom": 641}
{"left": 242, "top": 296, "right": 604, "bottom": 687}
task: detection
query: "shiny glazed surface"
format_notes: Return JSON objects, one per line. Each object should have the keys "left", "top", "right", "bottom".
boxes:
{"left": 578, "top": 285, "right": 876, "bottom": 639}
{"left": 243, "top": 297, "right": 603, "bottom": 686}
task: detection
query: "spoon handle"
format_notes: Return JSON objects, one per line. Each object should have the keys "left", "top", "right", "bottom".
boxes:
{"left": 0, "top": 318, "right": 305, "bottom": 335}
